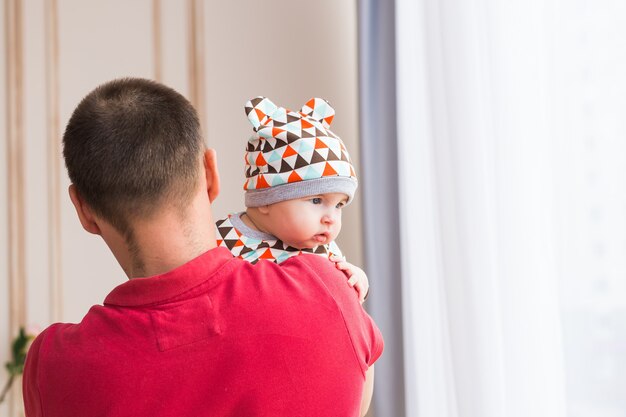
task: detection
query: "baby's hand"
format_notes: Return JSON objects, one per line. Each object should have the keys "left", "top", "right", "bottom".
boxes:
{"left": 330, "top": 256, "right": 370, "bottom": 304}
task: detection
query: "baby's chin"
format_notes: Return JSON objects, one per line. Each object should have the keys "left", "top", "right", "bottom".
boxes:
{"left": 284, "top": 236, "right": 332, "bottom": 251}
{"left": 283, "top": 242, "right": 316, "bottom": 250}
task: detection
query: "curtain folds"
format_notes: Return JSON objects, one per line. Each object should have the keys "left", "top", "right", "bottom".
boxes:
{"left": 395, "top": 1, "right": 567, "bottom": 416}
{"left": 360, "top": 0, "right": 569, "bottom": 416}
{"left": 358, "top": 1, "right": 405, "bottom": 416}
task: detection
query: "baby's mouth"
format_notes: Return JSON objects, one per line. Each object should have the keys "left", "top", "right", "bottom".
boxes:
{"left": 313, "top": 233, "right": 329, "bottom": 243}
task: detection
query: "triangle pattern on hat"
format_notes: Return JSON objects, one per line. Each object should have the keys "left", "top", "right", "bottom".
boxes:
{"left": 288, "top": 171, "right": 302, "bottom": 183}
{"left": 273, "top": 129, "right": 288, "bottom": 141}
{"left": 271, "top": 108, "right": 287, "bottom": 123}
{"left": 256, "top": 152, "right": 267, "bottom": 166}
{"left": 323, "top": 162, "right": 338, "bottom": 177}
{"left": 286, "top": 131, "right": 300, "bottom": 143}
{"left": 258, "top": 128, "right": 273, "bottom": 140}
{"left": 327, "top": 141, "right": 342, "bottom": 158}
{"left": 316, "top": 148, "right": 329, "bottom": 159}
{"left": 246, "top": 97, "right": 263, "bottom": 112}
{"left": 280, "top": 159, "right": 294, "bottom": 173}
{"left": 254, "top": 108, "right": 266, "bottom": 124}
{"left": 315, "top": 138, "right": 328, "bottom": 149}
{"left": 262, "top": 140, "right": 274, "bottom": 153}
{"left": 299, "top": 150, "right": 314, "bottom": 163}
{"left": 282, "top": 145, "right": 297, "bottom": 157}
{"left": 285, "top": 122, "right": 301, "bottom": 134}
{"left": 274, "top": 138, "right": 287, "bottom": 149}
{"left": 333, "top": 161, "right": 350, "bottom": 176}
{"left": 303, "top": 165, "right": 321, "bottom": 180}
{"left": 301, "top": 129, "right": 314, "bottom": 138}
{"left": 256, "top": 174, "right": 270, "bottom": 188}
{"left": 267, "top": 151, "right": 282, "bottom": 163}
{"left": 294, "top": 155, "right": 309, "bottom": 170}
{"left": 283, "top": 155, "right": 297, "bottom": 168}
{"left": 301, "top": 118, "right": 314, "bottom": 129}
{"left": 326, "top": 150, "right": 340, "bottom": 161}
{"left": 298, "top": 139, "right": 313, "bottom": 153}
{"left": 258, "top": 98, "right": 278, "bottom": 116}
{"left": 271, "top": 174, "right": 286, "bottom": 186}
{"left": 313, "top": 101, "right": 328, "bottom": 119}
{"left": 310, "top": 150, "right": 325, "bottom": 164}
{"left": 243, "top": 97, "right": 356, "bottom": 194}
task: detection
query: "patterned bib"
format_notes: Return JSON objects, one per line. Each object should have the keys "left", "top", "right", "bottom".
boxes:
{"left": 215, "top": 213, "right": 343, "bottom": 264}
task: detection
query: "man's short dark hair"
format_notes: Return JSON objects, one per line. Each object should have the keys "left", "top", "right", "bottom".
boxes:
{"left": 63, "top": 78, "right": 204, "bottom": 234}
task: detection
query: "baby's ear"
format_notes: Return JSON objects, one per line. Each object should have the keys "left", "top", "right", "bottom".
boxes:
{"left": 299, "top": 98, "right": 335, "bottom": 129}
{"left": 244, "top": 96, "right": 278, "bottom": 131}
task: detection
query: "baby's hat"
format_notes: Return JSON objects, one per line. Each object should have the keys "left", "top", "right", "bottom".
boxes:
{"left": 243, "top": 96, "right": 358, "bottom": 207}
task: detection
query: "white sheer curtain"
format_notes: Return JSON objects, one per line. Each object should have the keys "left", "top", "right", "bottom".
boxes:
{"left": 552, "top": 2, "right": 626, "bottom": 416}
{"left": 396, "top": 1, "right": 567, "bottom": 416}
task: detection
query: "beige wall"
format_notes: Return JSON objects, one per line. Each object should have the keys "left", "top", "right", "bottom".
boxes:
{"left": 1, "top": 1, "right": 9, "bottom": 415}
{"left": 1, "top": 1, "right": 361, "bottom": 415}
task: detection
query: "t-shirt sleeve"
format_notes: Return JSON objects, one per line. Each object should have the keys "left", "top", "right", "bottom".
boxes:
{"left": 23, "top": 328, "right": 47, "bottom": 417}
{"left": 296, "top": 254, "right": 384, "bottom": 373}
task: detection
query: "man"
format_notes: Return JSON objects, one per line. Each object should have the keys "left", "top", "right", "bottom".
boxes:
{"left": 23, "top": 78, "right": 383, "bottom": 417}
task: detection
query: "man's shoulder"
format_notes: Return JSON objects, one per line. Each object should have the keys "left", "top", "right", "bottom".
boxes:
{"left": 280, "top": 253, "right": 348, "bottom": 291}
{"left": 281, "top": 253, "right": 384, "bottom": 371}
{"left": 26, "top": 308, "right": 116, "bottom": 360}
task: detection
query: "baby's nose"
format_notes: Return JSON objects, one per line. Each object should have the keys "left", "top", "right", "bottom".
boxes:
{"left": 322, "top": 214, "right": 335, "bottom": 224}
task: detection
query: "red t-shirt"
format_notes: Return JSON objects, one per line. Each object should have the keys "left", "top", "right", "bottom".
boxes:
{"left": 23, "top": 247, "right": 383, "bottom": 417}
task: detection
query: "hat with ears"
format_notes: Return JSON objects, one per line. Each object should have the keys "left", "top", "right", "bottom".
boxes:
{"left": 242, "top": 96, "right": 358, "bottom": 208}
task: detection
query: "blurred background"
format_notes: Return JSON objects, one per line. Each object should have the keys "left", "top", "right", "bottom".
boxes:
{"left": 2, "top": 1, "right": 626, "bottom": 416}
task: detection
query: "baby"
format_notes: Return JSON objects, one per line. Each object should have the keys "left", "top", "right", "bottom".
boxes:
{"left": 215, "top": 96, "right": 369, "bottom": 302}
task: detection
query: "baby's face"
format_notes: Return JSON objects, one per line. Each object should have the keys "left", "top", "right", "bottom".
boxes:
{"left": 262, "top": 193, "right": 349, "bottom": 249}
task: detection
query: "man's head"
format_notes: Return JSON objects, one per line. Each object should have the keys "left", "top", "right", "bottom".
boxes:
{"left": 63, "top": 78, "right": 205, "bottom": 234}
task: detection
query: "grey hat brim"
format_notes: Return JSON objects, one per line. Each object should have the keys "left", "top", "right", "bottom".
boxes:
{"left": 245, "top": 177, "right": 358, "bottom": 207}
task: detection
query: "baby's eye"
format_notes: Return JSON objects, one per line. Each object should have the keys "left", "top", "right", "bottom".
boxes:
{"left": 336, "top": 202, "right": 346, "bottom": 209}
{"left": 311, "top": 197, "right": 322, "bottom": 204}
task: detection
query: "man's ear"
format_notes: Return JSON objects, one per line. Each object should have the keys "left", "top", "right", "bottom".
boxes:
{"left": 204, "top": 148, "right": 220, "bottom": 202}
{"left": 68, "top": 185, "right": 102, "bottom": 235}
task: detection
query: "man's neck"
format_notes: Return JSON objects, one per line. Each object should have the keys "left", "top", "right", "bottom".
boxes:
{"left": 128, "top": 214, "right": 215, "bottom": 278}
{"left": 102, "top": 200, "right": 216, "bottom": 279}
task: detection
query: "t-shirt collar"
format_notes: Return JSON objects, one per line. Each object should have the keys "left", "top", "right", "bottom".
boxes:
{"left": 104, "top": 246, "right": 234, "bottom": 307}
